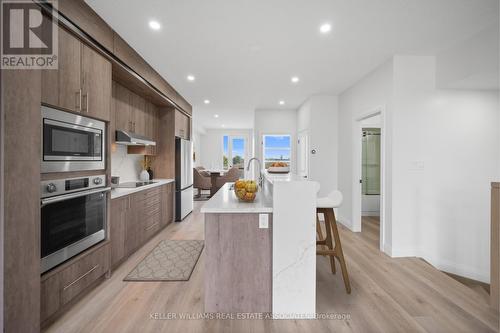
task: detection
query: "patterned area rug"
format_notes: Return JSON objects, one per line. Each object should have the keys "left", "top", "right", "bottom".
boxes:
{"left": 124, "top": 240, "right": 204, "bottom": 281}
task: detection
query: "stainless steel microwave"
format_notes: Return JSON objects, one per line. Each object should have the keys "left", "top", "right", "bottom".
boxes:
{"left": 41, "top": 106, "right": 105, "bottom": 173}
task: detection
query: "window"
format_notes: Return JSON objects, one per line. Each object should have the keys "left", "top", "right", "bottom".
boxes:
{"left": 262, "top": 135, "right": 291, "bottom": 169}
{"left": 223, "top": 135, "right": 246, "bottom": 177}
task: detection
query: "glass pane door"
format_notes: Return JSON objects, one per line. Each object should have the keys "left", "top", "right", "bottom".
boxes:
{"left": 222, "top": 136, "right": 246, "bottom": 178}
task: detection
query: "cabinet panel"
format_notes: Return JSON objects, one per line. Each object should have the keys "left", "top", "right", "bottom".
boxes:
{"left": 113, "top": 82, "right": 132, "bottom": 131}
{"left": 59, "top": 27, "right": 82, "bottom": 112}
{"left": 130, "top": 92, "right": 146, "bottom": 135}
{"left": 125, "top": 192, "right": 143, "bottom": 255}
{"left": 161, "top": 183, "right": 174, "bottom": 227}
{"left": 60, "top": 243, "right": 110, "bottom": 305}
{"left": 110, "top": 196, "right": 128, "bottom": 268}
{"left": 82, "top": 44, "right": 112, "bottom": 121}
{"left": 40, "top": 274, "right": 61, "bottom": 323}
{"left": 175, "top": 110, "right": 190, "bottom": 139}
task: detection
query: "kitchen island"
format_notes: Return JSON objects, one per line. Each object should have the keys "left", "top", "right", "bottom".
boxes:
{"left": 201, "top": 172, "right": 319, "bottom": 317}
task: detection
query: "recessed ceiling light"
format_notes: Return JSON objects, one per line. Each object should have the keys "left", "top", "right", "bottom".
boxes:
{"left": 214, "top": 114, "right": 219, "bottom": 118}
{"left": 291, "top": 76, "right": 300, "bottom": 83}
{"left": 204, "top": 99, "right": 210, "bottom": 104}
{"left": 187, "top": 75, "right": 195, "bottom": 81}
{"left": 149, "top": 20, "right": 161, "bottom": 31}
{"left": 319, "top": 23, "right": 332, "bottom": 34}
{"left": 279, "top": 100, "right": 285, "bottom": 105}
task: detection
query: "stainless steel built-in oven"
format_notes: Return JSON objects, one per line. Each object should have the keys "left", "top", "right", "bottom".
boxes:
{"left": 41, "top": 105, "right": 105, "bottom": 173}
{"left": 40, "top": 175, "right": 109, "bottom": 273}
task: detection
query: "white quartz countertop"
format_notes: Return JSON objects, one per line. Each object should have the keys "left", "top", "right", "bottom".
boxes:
{"left": 201, "top": 183, "right": 273, "bottom": 214}
{"left": 110, "top": 178, "right": 175, "bottom": 199}
{"left": 263, "top": 170, "right": 308, "bottom": 184}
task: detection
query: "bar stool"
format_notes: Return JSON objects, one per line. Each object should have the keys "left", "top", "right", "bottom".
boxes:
{"left": 316, "top": 190, "right": 351, "bottom": 294}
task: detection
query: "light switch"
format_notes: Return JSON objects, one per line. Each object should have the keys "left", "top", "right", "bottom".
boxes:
{"left": 259, "top": 214, "right": 269, "bottom": 229}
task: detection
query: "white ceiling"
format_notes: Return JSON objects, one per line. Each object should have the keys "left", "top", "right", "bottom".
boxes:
{"left": 86, "top": 0, "right": 499, "bottom": 130}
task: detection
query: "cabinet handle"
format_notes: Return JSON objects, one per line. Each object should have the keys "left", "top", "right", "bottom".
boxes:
{"left": 83, "top": 93, "right": 89, "bottom": 113}
{"left": 133, "top": 122, "right": 136, "bottom": 132}
{"left": 75, "top": 89, "right": 82, "bottom": 111}
{"left": 63, "top": 264, "right": 99, "bottom": 291}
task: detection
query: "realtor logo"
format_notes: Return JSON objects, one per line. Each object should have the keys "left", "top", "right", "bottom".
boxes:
{"left": 1, "top": 0, "right": 58, "bottom": 69}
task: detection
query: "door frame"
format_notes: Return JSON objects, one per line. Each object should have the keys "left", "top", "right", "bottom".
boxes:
{"left": 352, "top": 106, "right": 387, "bottom": 253}
{"left": 297, "top": 130, "right": 310, "bottom": 179}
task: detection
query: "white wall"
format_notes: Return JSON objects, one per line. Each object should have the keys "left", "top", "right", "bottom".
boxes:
{"left": 111, "top": 145, "right": 144, "bottom": 182}
{"left": 436, "top": 23, "right": 499, "bottom": 90}
{"left": 198, "top": 128, "right": 253, "bottom": 177}
{"left": 339, "top": 54, "right": 500, "bottom": 282}
{"left": 297, "top": 95, "right": 339, "bottom": 196}
{"left": 391, "top": 55, "right": 499, "bottom": 282}
{"left": 254, "top": 109, "right": 298, "bottom": 174}
{"left": 338, "top": 59, "right": 394, "bottom": 245}
{"left": 192, "top": 129, "right": 203, "bottom": 168}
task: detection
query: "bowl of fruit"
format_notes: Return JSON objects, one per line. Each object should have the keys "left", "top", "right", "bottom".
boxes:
{"left": 234, "top": 179, "right": 258, "bottom": 202}
{"left": 267, "top": 162, "right": 290, "bottom": 174}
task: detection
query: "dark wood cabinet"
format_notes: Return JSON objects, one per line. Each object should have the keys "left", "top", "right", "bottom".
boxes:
{"left": 81, "top": 44, "right": 112, "bottom": 121}
{"left": 161, "top": 183, "right": 175, "bottom": 227}
{"left": 40, "top": 242, "right": 110, "bottom": 325}
{"left": 42, "top": 26, "right": 81, "bottom": 112}
{"left": 110, "top": 196, "right": 128, "bottom": 268}
{"left": 175, "top": 109, "right": 191, "bottom": 140}
{"left": 110, "top": 184, "right": 173, "bottom": 267}
{"left": 41, "top": 26, "right": 111, "bottom": 121}
{"left": 112, "top": 81, "right": 132, "bottom": 132}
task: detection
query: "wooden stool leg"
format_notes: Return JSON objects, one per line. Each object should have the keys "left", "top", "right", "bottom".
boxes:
{"left": 322, "top": 209, "right": 336, "bottom": 274}
{"left": 316, "top": 214, "right": 325, "bottom": 241}
{"left": 327, "top": 209, "right": 351, "bottom": 294}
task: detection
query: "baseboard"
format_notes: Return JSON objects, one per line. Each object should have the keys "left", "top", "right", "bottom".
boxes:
{"left": 387, "top": 247, "right": 490, "bottom": 283}
{"left": 337, "top": 215, "right": 358, "bottom": 232}
{"left": 361, "top": 211, "right": 380, "bottom": 217}
{"left": 419, "top": 251, "right": 489, "bottom": 284}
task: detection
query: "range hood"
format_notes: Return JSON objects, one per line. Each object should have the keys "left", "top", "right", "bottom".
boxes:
{"left": 115, "top": 130, "right": 156, "bottom": 146}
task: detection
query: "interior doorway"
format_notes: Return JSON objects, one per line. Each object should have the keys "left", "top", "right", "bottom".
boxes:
{"left": 353, "top": 108, "right": 386, "bottom": 253}
{"left": 361, "top": 127, "right": 381, "bottom": 249}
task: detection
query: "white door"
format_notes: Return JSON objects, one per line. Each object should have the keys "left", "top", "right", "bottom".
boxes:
{"left": 297, "top": 131, "right": 309, "bottom": 179}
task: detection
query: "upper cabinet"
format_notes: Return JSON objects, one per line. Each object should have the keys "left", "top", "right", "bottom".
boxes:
{"left": 175, "top": 110, "right": 191, "bottom": 140}
{"left": 81, "top": 45, "right": 112, "bottom": 121}
{"left": 41, "top": 26, "right": 111, "bottom": 122}
{"left": 112, "top": 81, "right": 159, "bottom": 143}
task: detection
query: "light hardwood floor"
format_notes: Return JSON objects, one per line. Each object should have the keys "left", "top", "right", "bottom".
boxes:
{"left": 44, "top": 203, "right": 499, "bottom": 333}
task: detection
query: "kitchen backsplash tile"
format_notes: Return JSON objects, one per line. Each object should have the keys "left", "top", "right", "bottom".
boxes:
{"left": 111, "top": 145, "right": 143, "bottom": 182}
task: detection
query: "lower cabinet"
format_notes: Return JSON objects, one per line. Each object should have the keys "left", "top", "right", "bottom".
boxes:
{"left": 41, "top": 242, "right": 110, "bottom": 325}
{"left": 110, "top": 182, "right": 174, "bottom": 268}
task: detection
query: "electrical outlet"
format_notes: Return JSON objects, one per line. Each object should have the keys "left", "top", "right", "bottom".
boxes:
{"left": 259, "top": 214, "right": 269, "bottom": 229}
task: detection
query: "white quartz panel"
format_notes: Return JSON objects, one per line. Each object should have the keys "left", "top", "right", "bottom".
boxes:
{"left": 201, "top": 183, "right": 273, "bottom": 214}
{"left": 272, "top": 180, "right": 317, "bottom": 318}
{"left": 111, "top": 144, "right": 143, "bottom": 182}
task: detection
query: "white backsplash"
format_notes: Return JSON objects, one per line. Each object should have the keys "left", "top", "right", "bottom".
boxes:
{"left": 111, "top": 145, "right": 143, "bottom": 182}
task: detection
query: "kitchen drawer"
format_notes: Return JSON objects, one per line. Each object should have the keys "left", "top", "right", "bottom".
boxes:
{"left": 144, "top": 204, "right": 161, "bottom": 218}
{"left": 144, "top": 215, "right": 161, "bottom": 240}
{"left": 144, "top": 195, "right": 161, "bottom": 209}
{"left": 60, "top": 243, "right": 110, "bottom": 305}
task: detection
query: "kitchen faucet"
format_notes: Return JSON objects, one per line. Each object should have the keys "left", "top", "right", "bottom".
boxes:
{"left": 246, "top": 157, "right": 263, "bottom": 187}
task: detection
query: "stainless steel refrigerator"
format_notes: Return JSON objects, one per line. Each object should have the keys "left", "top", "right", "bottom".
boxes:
{"left": 175, "top": 137, "right": 194, "bottom": 221}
